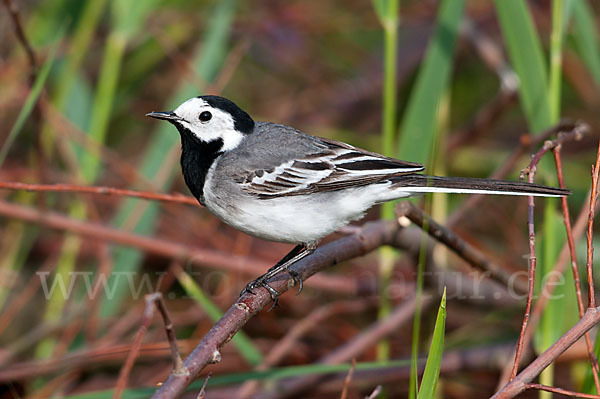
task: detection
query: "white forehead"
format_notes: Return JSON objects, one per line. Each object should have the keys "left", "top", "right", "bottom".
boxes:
{"left": 174, "top": 97, "right": 209, "bottom": 117}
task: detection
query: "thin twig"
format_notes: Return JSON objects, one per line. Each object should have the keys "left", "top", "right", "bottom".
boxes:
{"left": 365, "top": 385, "right": 383, "bottom": 399}
{"left": 151, "top": 293, "right": 187, "bottom": 376}
{"left": 0, "top": 337, "right": 202, "bottom": 382}
{"left": 525, "top": 383, "right": 600, "bottom": 398}
{"left": 586, "top": 141, "right": 600, "bottom": 308}
{"left": 340, "top": 358, "right": 357, "bottom": 399}
{"left": 0, "top": 181, "right": 199, "bottom": 206}
{"left": 114, "top": 294, "right": 159, "bottom": 399}
{"left": 0, "top": 255, "right": 56, "bottom": 336}
{"left": 554, "top": 147, "right": 586, "bottom": 317}
{"left": 519, "top": 126, "right": 588, "bottom": 180}
{"left": 554, "top": 146, "right": 600, "bottom": 392}
{"left": 196, "top": 374, "right": 211, "bottom": 399}
{"left": 509, "top": 167, "right": 537, "bottom": 381}
{"left": 114, "top": 293, "right": 186, "bottom": 399}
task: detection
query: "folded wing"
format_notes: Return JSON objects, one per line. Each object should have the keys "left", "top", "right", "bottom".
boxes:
{"left": 241, "top": 138, "right": 424, "bottom": 198}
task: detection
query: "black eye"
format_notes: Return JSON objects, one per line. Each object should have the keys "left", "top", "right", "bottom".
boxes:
{"left": 199, "top": 111, "right": 212, "bottom": 122}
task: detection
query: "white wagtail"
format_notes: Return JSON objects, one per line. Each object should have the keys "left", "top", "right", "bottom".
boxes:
{"left": 147, "top": 95, "right": 569, "bottom": 304}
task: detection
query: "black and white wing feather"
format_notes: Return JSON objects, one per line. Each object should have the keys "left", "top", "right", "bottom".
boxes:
{"left": 240, "top": 137, "right": 423, "bottom": 199}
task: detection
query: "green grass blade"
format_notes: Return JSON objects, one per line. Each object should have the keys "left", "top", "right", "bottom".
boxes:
{"left": 82, "top": 0, "right": 157, "bottom": 182}
{"left": 397, "top": 0, "right": 465, "bottom": 164}
{"left": 176, "top": 269, "right": 262, "bottom": 365}
{"left": 64, "top": 359, "right": 417, "bottom": 398}
{"left": 377, "top": 0, "right": 399, "bottom": 159}
{"left": 494, "top": 0, "right": 552, "bottom": 132}
{"left": 40, "top": 0, "right": 108, "bottom": 155}
{"left": 0, "top": 44, "right": 56, "bottom": 167}
{"left": 81, "top": 32, "right": 127, "bottom": 182}
{"left": 409, "top": 230, "right": 429, "bottom": 399}
{"left": 548, "top": 0, "right": 570, "bottom": 122}
{"left": 373, "top": 0, "right": 399, "bottom": 367}
{"left": 417, "top": 289, "right": 446, "bottom": 399}
{"left": 112, "top": 0, "right": 160, "bottom": 37}
{"left": 50, "top": 0, "right": 108, "bottom": 115}
{"left": 384, "top": 0, "right": 462, "bottom": 375}
{"left": 571, "top": 0, "right": 600, "bottom": 86}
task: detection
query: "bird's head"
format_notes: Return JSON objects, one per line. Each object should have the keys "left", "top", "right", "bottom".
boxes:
{"left": 146, "top": 95, "right": 255, "bottom": 151}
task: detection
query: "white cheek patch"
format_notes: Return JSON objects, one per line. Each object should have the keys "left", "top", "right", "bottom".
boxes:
{"left": 175, "top": 98, "right": 245, "bottom": 151}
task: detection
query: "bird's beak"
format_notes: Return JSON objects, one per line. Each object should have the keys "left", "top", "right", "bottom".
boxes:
{"left": 146, "top": 111, "right": 183, "bottom": 121}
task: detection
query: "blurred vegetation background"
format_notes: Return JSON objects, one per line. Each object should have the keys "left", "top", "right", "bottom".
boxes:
{"left": 1, "top": 0, "right": 600, "bottom": 398}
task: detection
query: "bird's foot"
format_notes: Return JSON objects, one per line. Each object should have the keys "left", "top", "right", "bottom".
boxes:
{"left": 239, "top": 267, "right": 303, "bottom": 310}
{"left": 287, "top": 268, "right": 303, "bottom": 295}
{"left": 240, "top": 277, "right": 281, "bottom": 310}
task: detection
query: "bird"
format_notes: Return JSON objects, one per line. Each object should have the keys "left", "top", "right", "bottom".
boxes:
{"left": 147, "top": 95, "right": 569, "bottom": 305}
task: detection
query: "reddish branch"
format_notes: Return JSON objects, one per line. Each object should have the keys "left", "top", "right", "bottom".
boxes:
{"left": 509, "top": 168, "right": 538, "bottom": 381}
{"left": 555, "top": 146, "right": 600, "bottom": 391}
{"left": 586, "top": 141, "right": 600, "bottom": 308}
{"left": 492, "top": 308, "right": 600, "bottom": 398}
{"left": 0, "top": 181, "right": 199, "bottom": 206}
{"left": 508, "top": 126, "right": 590, "bottom": 382}
{"left": 114, "top": 293, "right": 185, "bottom": 399}
{"left": 519, "top": 126, "right": 588, "bottom": 180}
{"left": 524, "top": 384, "right": 600, "bottom": 399}
{"left": 340, "top": 359, "right": 357, "bottom": 399}
{"left": 554, "top": 147, "right": 585, "bottom": 318}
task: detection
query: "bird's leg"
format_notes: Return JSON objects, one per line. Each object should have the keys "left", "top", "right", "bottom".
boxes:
{"left": 240, "top": 243, "right": 317, "bottom": 309}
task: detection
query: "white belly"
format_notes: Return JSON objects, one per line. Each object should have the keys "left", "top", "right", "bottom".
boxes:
{"left": 204, "top": 183, "right": 405, "bottom": 244}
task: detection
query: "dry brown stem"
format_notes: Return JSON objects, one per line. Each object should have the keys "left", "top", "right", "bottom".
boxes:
{"left": 525, "top": 383, "right": 600, "bottom": 398}
{"left": 150, "top": 220, "right": 406, "bottom": 399}
{"left": 114, "top": 293, "right": 185, "bottom": 399}
{"left": 492, "top": 307, "right": 600, "bottom": 398}
{"left": 0, "top": 181, "right": 199, "bottom": 206}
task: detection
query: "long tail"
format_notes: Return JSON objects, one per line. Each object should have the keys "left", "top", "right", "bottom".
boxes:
{"left": 389, "top": 175, "right": 570, "bottom": 197}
